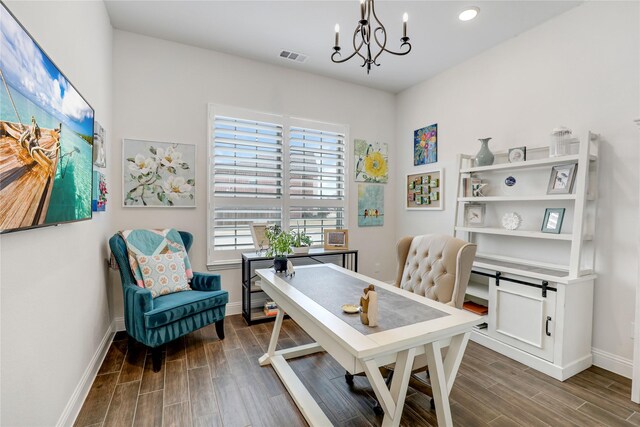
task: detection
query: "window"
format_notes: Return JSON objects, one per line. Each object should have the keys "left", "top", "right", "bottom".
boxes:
{"left": 208, "top": 106, "right": 348, "bottom": 264}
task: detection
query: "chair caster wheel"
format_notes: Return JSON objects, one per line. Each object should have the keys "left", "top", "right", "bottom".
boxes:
{"left": 373, "top": 404, "right": 384, "bottom": 416}
{"left": 345, "top": 372, "right": 354, "bottom": 386}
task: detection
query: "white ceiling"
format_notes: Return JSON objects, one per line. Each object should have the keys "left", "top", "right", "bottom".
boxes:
{"left": 104, "top": 1, "right": 580, "bottom": 93}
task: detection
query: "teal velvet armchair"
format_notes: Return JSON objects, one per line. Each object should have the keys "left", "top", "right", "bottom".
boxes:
{"left": 109, "top": 231, "right": 228, "bottom": 371}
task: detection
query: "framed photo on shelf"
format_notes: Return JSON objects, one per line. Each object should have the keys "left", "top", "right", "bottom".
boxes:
{"left": 250, "top": 223, "right": 270, "bottom": 250}
{"left": 464, "top": 203, "right": 486, "bottom": 227}
{"left": 508, "top": 146, "right": 526, "bottom": 163}
{"left": 406, "top": 169, "right": 443, "bottom": 210}
{"left": 547, "top": 163, "right": 577, "bottom": 194}
{"left": 541, "top": 208, "right": 565, "bottom": 234}
{"left": 324, "top": 229, "right": 349, "bottom": 250}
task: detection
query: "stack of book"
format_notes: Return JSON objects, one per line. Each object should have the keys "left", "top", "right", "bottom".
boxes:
{"left": 264, "top": 301, "right": 278, "bottom": 317}
{"left": 463, "top": 300, "right": 489, "bottom": 315}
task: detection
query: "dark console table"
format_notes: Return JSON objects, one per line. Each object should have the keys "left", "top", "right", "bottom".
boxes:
{"left": 241, "top": 249, "right": 358, "bottom": 325}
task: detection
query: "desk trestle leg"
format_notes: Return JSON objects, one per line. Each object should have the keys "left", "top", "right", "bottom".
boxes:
{"left": 425, "top": 332, "right": 470, "bottom": 427}
{"left": 363, "top": 347, "right": 417, "bottom": 427}
{"left": 259, "top": 309, "right": 285, "bottom": 366}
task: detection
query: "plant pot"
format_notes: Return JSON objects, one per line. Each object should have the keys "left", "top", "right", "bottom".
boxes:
{"left": 274, "top": 256, "right": 288, "bottom": 273}
{"left": 291, "top": 246, "right": 310, "bottom": 254}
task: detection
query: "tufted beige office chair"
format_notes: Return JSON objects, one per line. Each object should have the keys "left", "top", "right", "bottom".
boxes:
{"left": 346, "top": 234, "right": 477, "bottom": 414}
{"left": 395, "top": 234, "right": 477, "bottom": 308}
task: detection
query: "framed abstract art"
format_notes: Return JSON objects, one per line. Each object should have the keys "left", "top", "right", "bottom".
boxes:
{"left": 414, "top": 123, "right": 437, "bottom": 165}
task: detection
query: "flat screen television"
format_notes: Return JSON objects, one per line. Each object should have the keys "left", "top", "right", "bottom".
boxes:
{"left": 0, "top": 2, "right": 95, "bottom": 234}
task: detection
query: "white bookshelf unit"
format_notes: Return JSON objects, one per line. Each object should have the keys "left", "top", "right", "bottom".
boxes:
{"left": 454, "top": 132, "right": 599, "bottom": 380}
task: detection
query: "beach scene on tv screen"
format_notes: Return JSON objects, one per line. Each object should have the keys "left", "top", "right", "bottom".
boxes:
{"left": 0, "top": 4, "right": 94, "bottom": 231}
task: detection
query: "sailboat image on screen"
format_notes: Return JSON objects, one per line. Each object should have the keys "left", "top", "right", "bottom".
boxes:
{"left": 0, "top": 68, "right": 61, "bottom": 227}
{"left": 0, "top": 2, "right": 94, "bottom": 233}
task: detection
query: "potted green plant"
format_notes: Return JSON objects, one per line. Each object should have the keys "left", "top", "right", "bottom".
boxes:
{"left": 265, "top": 225, "right": 293, "bottom": 272}
{"left": 290, "top": 223, "right": 313, "bottom": 254}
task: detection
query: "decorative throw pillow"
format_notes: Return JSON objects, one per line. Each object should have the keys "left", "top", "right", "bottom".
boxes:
{"left": 138, "top": 251, "right": 191, "bottom": 298}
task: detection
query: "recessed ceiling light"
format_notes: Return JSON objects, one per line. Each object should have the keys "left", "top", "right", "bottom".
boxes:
{"left": 459, "top": 7, "right": 479, "bottom": 22}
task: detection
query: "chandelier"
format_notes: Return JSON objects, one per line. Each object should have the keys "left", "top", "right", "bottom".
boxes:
{"left": 331, "top": 0, "right": 411, "bottom": 74}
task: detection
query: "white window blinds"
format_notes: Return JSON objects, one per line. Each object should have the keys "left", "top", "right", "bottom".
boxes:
{"left": 213, "top": 115, "right": 283, "bottom": 199}
{"left": 208, "top": 106, "right": 348, "bottom": 264}
{"left": 288, "top": 121, "right": 346, "bottom": 242}
{"left": 210, "top": 110, "right": 284, "bottom": 255}
{"left": 289, "top": 126, "right": 346, "bottom": 200}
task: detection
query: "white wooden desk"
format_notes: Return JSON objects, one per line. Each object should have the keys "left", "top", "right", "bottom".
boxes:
{"left": 256, "top": 264, "right": 481, "bottom": 427}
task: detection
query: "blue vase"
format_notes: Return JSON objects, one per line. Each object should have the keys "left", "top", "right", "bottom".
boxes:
{"left": 475, "top": 138, "right": 494, "bottom": 167}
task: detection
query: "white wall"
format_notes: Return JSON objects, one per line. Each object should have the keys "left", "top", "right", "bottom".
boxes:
{"left": 0, "top": 1, "right": 113, "bottom": 426}
{"left": 111, "top": 31, "right": 396, "bottom": 319}
{"left": 396, "top": 2, "right": 639, "bottom": 367}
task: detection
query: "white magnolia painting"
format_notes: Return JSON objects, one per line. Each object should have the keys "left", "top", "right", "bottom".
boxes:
{"left": 122, "top": 139, "right": 196, "bottom": 207}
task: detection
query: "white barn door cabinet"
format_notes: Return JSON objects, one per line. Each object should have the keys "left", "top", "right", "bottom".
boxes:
{"left": 454, "top": 132, "right": 599, "bottom": 380}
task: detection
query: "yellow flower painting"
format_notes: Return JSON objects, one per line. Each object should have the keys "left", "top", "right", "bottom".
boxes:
{"left": 354, "top": 139, "right": 389, "bottom": 183}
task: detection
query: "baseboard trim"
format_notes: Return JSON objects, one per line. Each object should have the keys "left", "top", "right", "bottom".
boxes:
{"left": 226, "top": 301, "right": 242, "bottom": 316}
{"left": 56, "top": 322, "right": 115, "bottom": 427}
{"left": 115, "top": 316, "right": 125, "bottom": 332}
{"left": 592, "top": 347, "right": 632, "bottom": 379}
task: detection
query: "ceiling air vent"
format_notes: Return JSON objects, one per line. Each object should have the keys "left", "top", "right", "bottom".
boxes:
{"left": 279, "top": 50, "right": 308, "bottom": 63}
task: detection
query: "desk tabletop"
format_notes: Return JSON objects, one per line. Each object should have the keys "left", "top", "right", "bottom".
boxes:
{"left": 256, "top": 264, "right": 481, "bottom": 359}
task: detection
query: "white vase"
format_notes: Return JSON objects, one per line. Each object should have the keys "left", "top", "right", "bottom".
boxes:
{"left": 291, "top": 246, "right": 310, "bottom": 254}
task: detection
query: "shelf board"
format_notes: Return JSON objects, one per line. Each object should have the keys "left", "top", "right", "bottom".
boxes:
{"left": 466, "top": 281, "right": 489, "bottom": 300}
{"left": 250, "top": 307, "right": 277, "bottom": 321}
{"left": 458, "top": 195, "right": 577, "bottom": 202}
{"left": 468, "top": 253, "right": 598, "bottom": 284}
{"left": 460, "top": 154, "right": 594, "bottom": 174}
{"left": 455, "top": 226, "right": 581, "bottom": 241}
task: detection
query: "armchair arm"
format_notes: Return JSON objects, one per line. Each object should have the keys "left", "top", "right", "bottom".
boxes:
{"left": 122, "top": 282, "right": 153, "bottom": 341}
{"left": 190, "top": 272, "right": 222, "bottom": 292}
{"left": 123, "top": 282, "right": 153, "bottom": 313}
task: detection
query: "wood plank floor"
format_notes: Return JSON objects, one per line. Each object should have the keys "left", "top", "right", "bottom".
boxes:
{"left": 76, "top": 314, "right": 640, "bottom": 427}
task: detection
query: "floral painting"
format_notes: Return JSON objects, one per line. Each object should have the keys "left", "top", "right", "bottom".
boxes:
{"left": 358, "top": 184, "right": 384, "bottom": 227}
{"left": 354, "top": 139, "right": 388, "bottom": 183}
{"left": 122, "top": 139, "right": 195, "bottom": 207}
{"left": 92, "top": 170, "right": 107, "bottom": 212}
{"left": 414, "top": 124, "right": 437, "bottom": 165}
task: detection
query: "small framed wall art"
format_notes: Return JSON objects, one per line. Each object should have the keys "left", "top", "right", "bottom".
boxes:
{"left": 406, "top": 169, "right": 443, "bottom": 210}
{"left": 324, "top": 229, "right": 349, "bottom": 250}
{"left": 413, "top": 124, "right": 437, "bottom": 165}
{"left": 358, "top": 184, "right": 384, "bottom": 226}
{"left": 354, "top": 139, "right": 389, "bottom": 183}
{"left": 92, "top": 170, "right": 107, "bottom": 212}
{"left": 93, "top": 120, "right": 106, "bottom": 168}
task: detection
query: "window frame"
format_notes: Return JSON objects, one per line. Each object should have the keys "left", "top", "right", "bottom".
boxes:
{"left": 207, "top": 104, "right": 349, "bottom": 267}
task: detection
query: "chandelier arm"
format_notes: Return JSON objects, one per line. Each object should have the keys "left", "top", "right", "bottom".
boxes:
{"left": 372, "top": 26, "right": 387, "bottom": 63}
{"left": 331, "top": 28, "right": 366, "bottom": 64}
{"left": 381, "top": 42, "right": 412, "bottom": 56}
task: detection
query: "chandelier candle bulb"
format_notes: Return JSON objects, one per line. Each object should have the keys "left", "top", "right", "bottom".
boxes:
{"left": 360, "top": 0, "right": 365, "bottom": 20}
{"left": 335, "top": 24, "right": 340, "bottom": 47}
{"left": 403, "top": 13, "right": 408, "bottom": 38}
